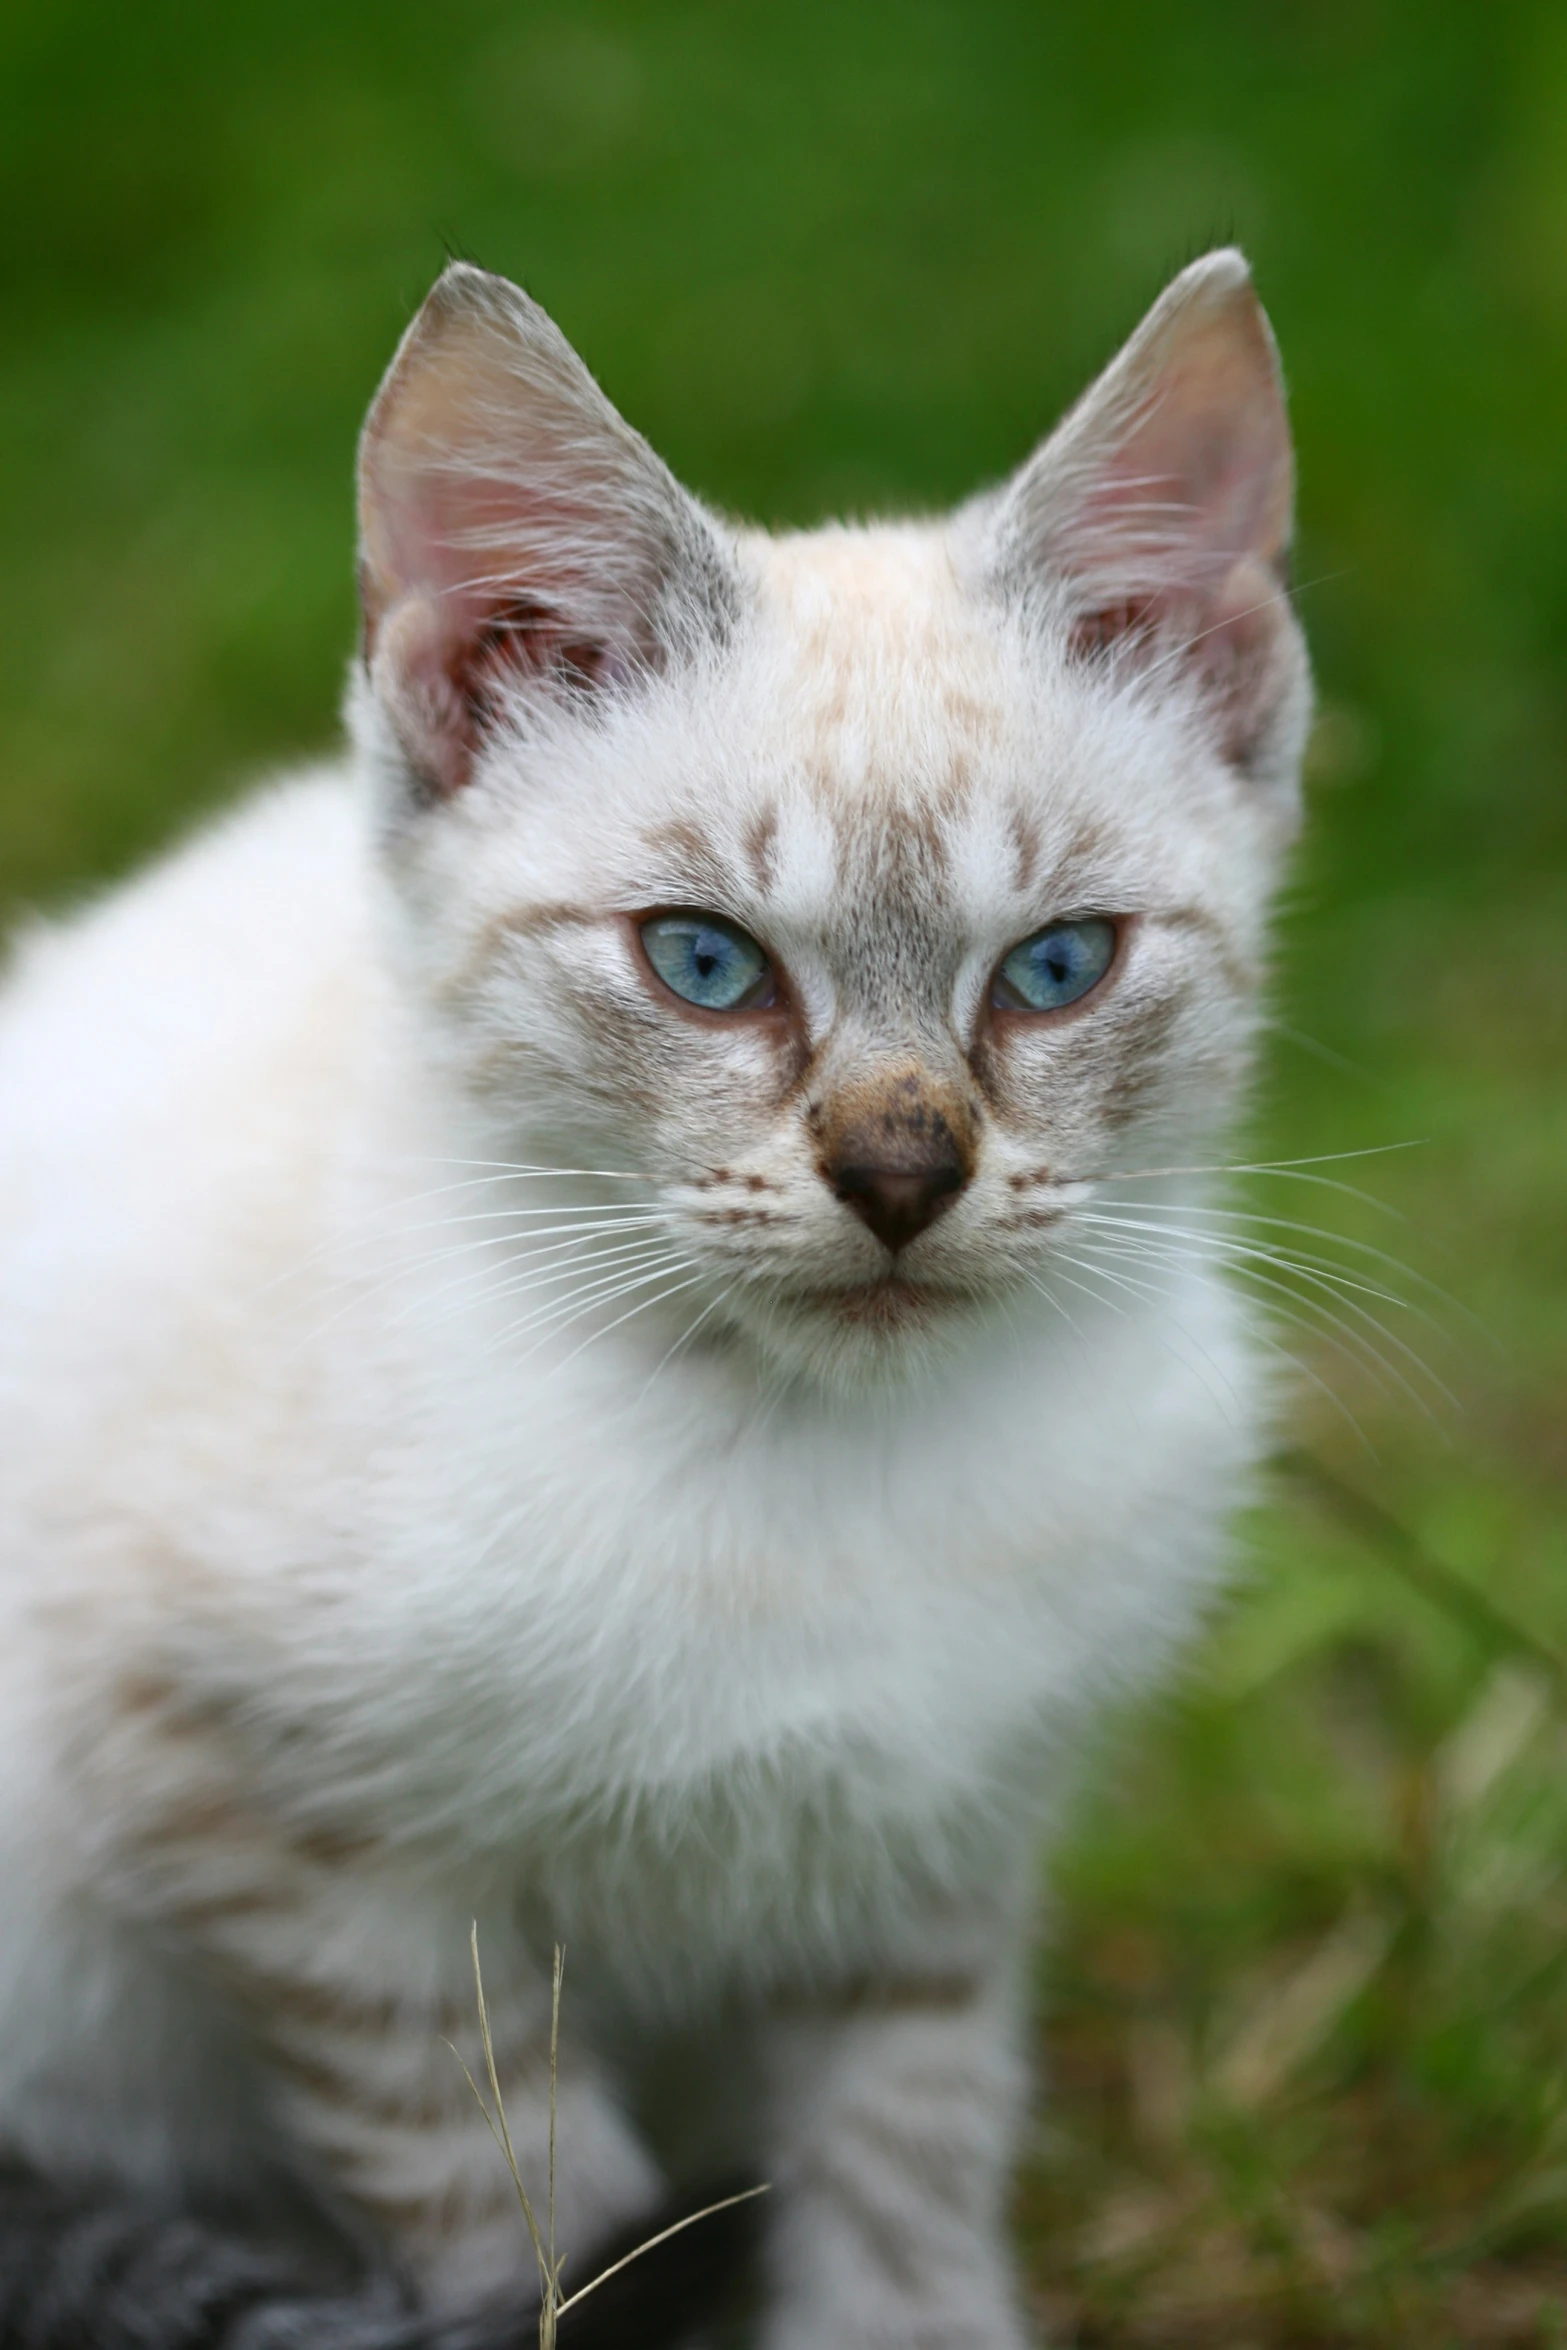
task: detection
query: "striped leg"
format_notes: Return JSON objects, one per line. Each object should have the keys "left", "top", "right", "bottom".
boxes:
{"left": 81, "top": 1693, "right": 661, "bottom": 2308}
{"left": 758, "top": 1970, "right": 1032, "bottom": 2350}
{"left": 215, "top": 1876, "right": 664, "bottom": 2308}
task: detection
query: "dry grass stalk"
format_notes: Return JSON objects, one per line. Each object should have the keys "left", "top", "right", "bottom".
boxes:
{"left": 452, "top": 1925, "right": 768, "bottom": 2349}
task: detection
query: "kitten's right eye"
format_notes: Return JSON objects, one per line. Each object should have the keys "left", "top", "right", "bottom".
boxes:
{"left": 639, "top": 913, "right": 775, "bottom": 1012}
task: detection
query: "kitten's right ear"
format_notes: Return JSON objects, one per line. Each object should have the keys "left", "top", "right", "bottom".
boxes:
{"left": 970, "top": 250, "right": 1307, "bottom": 788}
{"left": 357, "top": 264, "right": 737, "bottom": 797}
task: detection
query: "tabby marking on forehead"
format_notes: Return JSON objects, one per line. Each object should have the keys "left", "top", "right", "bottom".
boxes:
{"left": 1008, "top": 808, "right": 1043, "bottom": 895}
{"left": 755, "top": 530, "right": 1008, "bottom": 797}
{"left": 743, "top": 802, "right": 781, "bottom": 890}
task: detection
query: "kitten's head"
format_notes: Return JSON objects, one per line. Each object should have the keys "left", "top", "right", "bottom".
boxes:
{"left": 350, "top": 253, "right": 1309, "bottom": 1385}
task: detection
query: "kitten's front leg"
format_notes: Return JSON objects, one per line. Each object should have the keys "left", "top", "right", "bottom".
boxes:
{"left": 220, "top": 1874, "right": 663, "bottom": 2308}
{"left": 82, "top": 1701, "right": 661, "bottom": 2308}
{"left": 759, "top": 1964, "right": 1032, "bottom": 2350}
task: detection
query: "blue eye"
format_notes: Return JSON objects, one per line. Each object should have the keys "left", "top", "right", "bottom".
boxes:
{"left": 640, "top": 912, "right": 774, "bottom": 1011}
{"left": 994, "top": 917, "right": 1117, "bottom": 1012}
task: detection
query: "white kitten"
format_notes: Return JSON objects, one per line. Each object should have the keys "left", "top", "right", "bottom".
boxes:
{"left": 0, "top": 250, "right": 1307, "bottom": 2350}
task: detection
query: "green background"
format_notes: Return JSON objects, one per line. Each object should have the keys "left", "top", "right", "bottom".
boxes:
{"left": 3, "top": 2, "right": 1565, "bottom": 2339}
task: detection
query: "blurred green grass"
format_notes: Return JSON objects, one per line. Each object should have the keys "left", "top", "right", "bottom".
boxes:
{"left": 2, "top": 1, "right": 1564, "bottom": 2339}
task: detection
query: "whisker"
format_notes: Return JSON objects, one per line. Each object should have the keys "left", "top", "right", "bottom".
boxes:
{"left": 1133, "top": 565, "right": 1353, "bottom": 688}
{"left": 1075, "top": 1212, "right": 1425, "bottom": 1320}
{"left": 1017, "top": 1266, "right": 1098, "bottom": 1364}
{"left": 395, "top": 1158, "right": 648, "bottom": 1183}
{"left": 490, "top": 1254, "right": 698, "bottom": 1357}
{"left": 637, "top": 1282, "right": 740, "bottom": 1401}
{"left": 380, "top": 1214, "right": 671, "bottom": 1289}
{"left": 261, "top": 1170, "right": 657, "bottom": 1296}
{"left": 1047, "top": 1250, "right": 1245, "bottom": 1420}
{"left": 1063, "top": 1236, "right": 1372, "bottom": 1450}
{"left": 1082, "top": 1140, "right": 1430, "bottom": 1217}
{"left": 396, "top": 1231, "right": 680, "bottom": 1333}
{"left": 1075, "top": 1212, "right": 1452, "bottom": 1389}
{"left": 540, "top": 1271, "right": 709, "bottom": 1374}
{"left": 478, "top": 1233, "right": 682, "bottom": 1310}
{"left": 284, "top": 1215, "right": 671, "bottom": 1345}
{"left": 348, "top": 1201, "right": 666, "bottom": 1245}
{"left": 488, "top": 1242, "right": 690, "bottom": 1333}
{"left": 1080, "top": 1197, "right": 1484, "bottom": 1336}
{"left": 1071, "top": 1231, "right": 1443, "bottom": 1426}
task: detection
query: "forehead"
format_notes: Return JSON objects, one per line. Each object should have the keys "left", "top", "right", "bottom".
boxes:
{"left": 747, "top": 525, "right": 1009, "bottom": 811}
{"left": 664, "top": 525, "right": 1147, "bottom": 922}
{"left": 553, "top": 519, "right": 1217, "bottom": 955}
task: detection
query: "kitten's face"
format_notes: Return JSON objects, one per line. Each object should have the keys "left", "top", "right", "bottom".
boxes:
{"left": 354, "top": 257, "right": 1310, "bottom": 1382}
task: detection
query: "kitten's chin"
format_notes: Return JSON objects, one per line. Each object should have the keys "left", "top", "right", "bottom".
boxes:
{"left": 807, "top": 1275, "right": 947, "bottom": 1334}
{"left": 738, "top": 1271, "right": 987, "bottom": 1393}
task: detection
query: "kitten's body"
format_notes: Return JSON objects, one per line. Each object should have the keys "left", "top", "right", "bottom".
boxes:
{"left": 0, "top": 256, "right": 1307, "bottom": 2348}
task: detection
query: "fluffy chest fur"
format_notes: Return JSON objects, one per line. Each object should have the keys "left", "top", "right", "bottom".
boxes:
{"left": 0, "top": 765, "right": 1259, "bottom": 1999}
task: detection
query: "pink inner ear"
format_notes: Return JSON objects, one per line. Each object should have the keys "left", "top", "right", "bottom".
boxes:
{"left": 1070, "top": 308, "right": 1293, "bottom": 605}
{"left": 357, "top": 271, "right": 685, "bottom": 792}
{"left": 364, "top": 453, "right": 614, "bottom": 660}
{"left": 368, "top": 582, "right": 635, "bottom": 800}
{"left": 1046, "top": 275, "right": 1296, "bottom": 766}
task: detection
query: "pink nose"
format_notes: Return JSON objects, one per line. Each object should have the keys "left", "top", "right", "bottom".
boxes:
{"left": 830, "top": 1156, "right": 968, "bottom": 1253}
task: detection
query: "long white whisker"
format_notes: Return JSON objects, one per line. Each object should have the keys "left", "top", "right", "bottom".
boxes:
{"left": 537, "top": 1271, "right": 709, "bottom": 1374}
{"left": 1072, "top": 1231, "right": 1442, "bottom": 1424}
{"left": 1082, "top": 1197, "right": 1483, "bottom": 1334}
{"left": 637, "top": 1282, "right": 740, "bottom": 1402}
{"left": 478, "top": 1234, "right": 682, "bottom": 1309}
{"left": 396, "top": 1158, "right": 648, "bottom": 1182}
{"left": 1016, "top": 1266, "right": 1120, "bottom": 1410}
{"left": 262, "top": 1171, "right": 657, "bottom": 1296}
{"left": 1132, "top": 566, "right": 1350, "bottom": 689}
{"left": 493, "top": 1245, "right": 690, "bottom": 1333}
{"left": 1048, "top": 1250, "right": 1245, "bottom": 1419}
{"left": 1082, "top": 1144, "right": 1428, "bottom": 1221}
{"left": 1075, "top": 1212, "right": 1422, "bottom": 1318}
{"left": 491, "top": 1255, "right": 698, "bottom": 1357}
{"left": 387, "top": 1214, "right": 670, "bottom": 1281}
{"left": 1076, "top": 1216, "right": 1452, "bottom": 1397}
{"left": 345, "top": 1202, "right": 665, "bottom": 1247}
{"left": 398, "top": 1231, "right": 680, "bottom": 1333}
{"left": 1064, "top": 1236, "right": 1372, "bottom": 1449}
{"left": 286, "top": 1216, "right": 671, "bottom": 1344}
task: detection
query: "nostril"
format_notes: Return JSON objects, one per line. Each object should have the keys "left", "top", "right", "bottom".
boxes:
{"left": 831, "top": 1160, "right": 968, "bottom": 1254}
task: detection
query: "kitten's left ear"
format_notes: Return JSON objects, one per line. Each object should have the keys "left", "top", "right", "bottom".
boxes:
{"left": 357, "top": 264, "right": 738, "bottom": 797}
{"left": 974, "top": 249, "right": 1307, "bottom": 786}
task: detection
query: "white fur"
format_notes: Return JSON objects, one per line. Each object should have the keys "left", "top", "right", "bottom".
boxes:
{"left": 0, "top": 253, "right": 1307, "bottom": 2346}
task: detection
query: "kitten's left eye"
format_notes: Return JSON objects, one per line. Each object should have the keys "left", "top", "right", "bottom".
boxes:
{"left": 993, "top": 917, "right": 1118, "bottom": 1013}
{"left": 639, "top": 912, "right": 775, "bottom": 1011}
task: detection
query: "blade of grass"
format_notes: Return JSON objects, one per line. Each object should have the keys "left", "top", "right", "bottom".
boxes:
{"left": 455, "top": 1929, "right": 768, "bottom": 2348}
{"left": 553, "top": 2185, "right": 772, "bottom": 2319}
{"left": 1275, "top": 1449, "right": 1567, "bottom": 1702}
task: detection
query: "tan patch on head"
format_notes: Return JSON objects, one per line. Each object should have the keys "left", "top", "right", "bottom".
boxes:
{"left": 639, "top": 814, "right": 737, "bottom": 909}
{"left": 1046, "top": 818, "right": 1117, "bottom": 910}
{"left": 743, "top": 802, "right": 780, "bottom": 889}
{"left": 752, "top": 526, "right": 1006, "bottom": 820}
{"left": 1009, "top": 808, "right": 1043, "bottom": 894}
